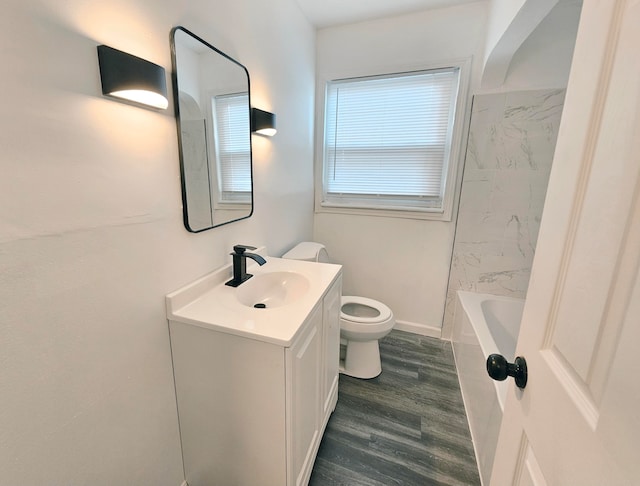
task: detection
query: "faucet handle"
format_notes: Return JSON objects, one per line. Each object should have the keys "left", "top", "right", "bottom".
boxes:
{"left": 232, "top": 244, "right": 257, "bottom": 255}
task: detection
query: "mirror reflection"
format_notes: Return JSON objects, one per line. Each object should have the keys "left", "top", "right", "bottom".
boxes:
{"left": 171, "top": 26, "right": 253, "bottom": 232}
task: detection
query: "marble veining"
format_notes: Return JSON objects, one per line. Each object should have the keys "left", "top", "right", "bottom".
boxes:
{"left": 443, "top": 89, "right": 565, "bottom": 333}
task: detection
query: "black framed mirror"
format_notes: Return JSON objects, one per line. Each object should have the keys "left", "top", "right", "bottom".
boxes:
{"left": 170, "top": 26, "right": 253, "bottom": 232}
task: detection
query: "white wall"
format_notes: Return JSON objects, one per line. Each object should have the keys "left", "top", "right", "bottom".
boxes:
{"left": 0, "top": 0, "right": 315, "bottom": 484}
{"left": 483, "top": 0, "right": 526, "bottom": 67}
{"left": 481, "top": 0, "right": 581, "bottom": 90}
{"left": 314, "top": 1, "right": 489, "bottom": 336}
{"left": 501, "top": 0, "right": 582, "bottom": 91}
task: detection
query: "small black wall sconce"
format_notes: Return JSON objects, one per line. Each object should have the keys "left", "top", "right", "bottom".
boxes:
{"left": 251, "top": 108, "right": 277, "bottom": 136}
{"left": 97, "top": 45, "right": 168, "bottom": 110}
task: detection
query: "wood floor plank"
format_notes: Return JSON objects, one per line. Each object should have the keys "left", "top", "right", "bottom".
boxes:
{"left": 309, "top": 330, "right": 480, "bottom": 486}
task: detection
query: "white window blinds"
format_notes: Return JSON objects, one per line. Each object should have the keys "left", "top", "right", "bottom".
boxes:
{"left": 213, "top": 92, "right": 251, "bottom": 203}
{"left": 323, "top": 68, "right": 460, "bottom": 211}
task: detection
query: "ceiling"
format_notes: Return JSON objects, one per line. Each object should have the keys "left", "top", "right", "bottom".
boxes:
{"left": 294, "top": 0, "right": 483, "bottom": 28}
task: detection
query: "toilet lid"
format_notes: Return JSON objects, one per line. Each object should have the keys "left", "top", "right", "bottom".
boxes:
{"left": 341, "top": 296, "right": 393, "bottom": 323}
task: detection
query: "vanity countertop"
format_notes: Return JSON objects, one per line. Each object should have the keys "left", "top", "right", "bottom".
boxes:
{"left": 166, "top": 256, "right": 342, "bottom": 347}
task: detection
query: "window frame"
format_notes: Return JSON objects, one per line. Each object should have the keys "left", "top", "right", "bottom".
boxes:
{"left": 314, "top": 58, "right": 471, "bottom": 222}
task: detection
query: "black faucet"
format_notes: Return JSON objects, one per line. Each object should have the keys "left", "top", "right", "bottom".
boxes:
{"left": 225, "top": 245, "right": 267, "bottom": 287}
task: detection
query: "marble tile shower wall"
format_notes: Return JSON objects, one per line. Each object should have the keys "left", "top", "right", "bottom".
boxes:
{"left": 443, "top": 89, "right": 566, "bottom": 331}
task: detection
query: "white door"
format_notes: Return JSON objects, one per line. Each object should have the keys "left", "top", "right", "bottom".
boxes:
{"left": 490, "top": 1, "right": 640, "bottom": 484}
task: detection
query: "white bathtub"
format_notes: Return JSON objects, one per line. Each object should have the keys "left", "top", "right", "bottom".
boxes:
{"left": 451, "top": 291, "right": 525, "bottom": 486}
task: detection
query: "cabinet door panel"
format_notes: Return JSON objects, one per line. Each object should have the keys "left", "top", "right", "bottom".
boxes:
{"left": 322, "top": 277, "right": 341, "bottom": 420}
{"left": 286, "top": 305, "right": 322, "bottom": 486}
{"left": 170, "top": 322, "right": 286, "bottom": 486}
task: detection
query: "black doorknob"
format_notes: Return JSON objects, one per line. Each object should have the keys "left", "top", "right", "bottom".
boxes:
{"left": 486, "top": 354, "right": 527, "bottom": 389}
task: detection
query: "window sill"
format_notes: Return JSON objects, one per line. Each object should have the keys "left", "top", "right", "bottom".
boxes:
{"left": 216, "top": 202, "right": 252, "bottom": 211}
{"left": 315, "top": 202, "right": 452, "bottom": 222}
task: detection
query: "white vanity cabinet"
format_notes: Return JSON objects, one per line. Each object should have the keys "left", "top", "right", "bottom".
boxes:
{"left": 167, "top": 260, "right": 341, "bottom": 486}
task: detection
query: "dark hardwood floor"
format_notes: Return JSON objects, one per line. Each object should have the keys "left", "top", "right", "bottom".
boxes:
{"left": 310, "top": 330, "right": 481, "bottom": 486}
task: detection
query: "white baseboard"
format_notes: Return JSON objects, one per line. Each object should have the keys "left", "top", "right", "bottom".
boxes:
{"left": 393, "top": 319, "right": 442, "bottom": 338}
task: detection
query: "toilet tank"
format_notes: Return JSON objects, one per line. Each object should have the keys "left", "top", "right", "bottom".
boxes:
{"left": 282, "top": 242, "right": 329, "bottom": 263}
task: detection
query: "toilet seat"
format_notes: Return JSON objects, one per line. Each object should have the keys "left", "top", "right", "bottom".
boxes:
{"left": 341, "top": 296, "right": 392, "bottom": 324}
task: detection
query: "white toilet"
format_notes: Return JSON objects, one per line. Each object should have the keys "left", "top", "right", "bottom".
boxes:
{"left": 282, "top": 242, "right": 395, "bottom": 379}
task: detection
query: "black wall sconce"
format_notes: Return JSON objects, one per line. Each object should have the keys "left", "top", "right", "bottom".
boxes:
{"left": 251, "top": 108, "right": 277, "bottom": 137}
{"left": 97, "top": 45, "right": 168, "bottom": 110}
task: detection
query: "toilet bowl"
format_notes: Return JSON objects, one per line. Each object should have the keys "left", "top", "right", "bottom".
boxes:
{"left": 282, "top": 242, "right": 395, "bottom": 379}
{"left": 340, "top": 296, "right": 395, "bottom": 379}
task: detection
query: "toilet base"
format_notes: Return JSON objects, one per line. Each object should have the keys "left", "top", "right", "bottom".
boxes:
{"left": 340, "top": 340, "right": 382, "bottom": 379}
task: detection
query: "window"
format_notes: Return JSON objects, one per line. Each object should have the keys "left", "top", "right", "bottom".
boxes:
{"left": 320, "top": 67, "right": 462, "bottom": 216}
{"left": 212, "top": 92, "right": 251, "bottom": 203}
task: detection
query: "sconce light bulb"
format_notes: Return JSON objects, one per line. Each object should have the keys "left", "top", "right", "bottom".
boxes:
{"left": 255, "top": 127, "right": 277, "bottom": 137}
{"left": 109, "top": 89, "right": 169, "bottom": 110}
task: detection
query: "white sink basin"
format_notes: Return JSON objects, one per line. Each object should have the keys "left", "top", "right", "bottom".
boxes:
{"left": 166, "top": 254, "right": 342, "bottom": 346}
{"left": 236, "top": 271, "right": 310, "bottom": 309}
